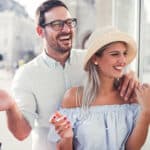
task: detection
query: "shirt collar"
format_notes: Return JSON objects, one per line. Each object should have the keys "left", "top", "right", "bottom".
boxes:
{"left": 42, "top": 50, "right": 71, "bottom": 68}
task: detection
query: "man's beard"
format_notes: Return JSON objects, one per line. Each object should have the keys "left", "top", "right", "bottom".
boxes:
{"left": 54, "top": 43, "right": 72, "bottom": 54}
{"left": 55, "top": 32, "right": 73, "bottom": 53}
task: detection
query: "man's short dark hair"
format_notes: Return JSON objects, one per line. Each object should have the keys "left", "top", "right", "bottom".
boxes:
{"left": 36, "top": 0, "right": 69, "bottom": 27}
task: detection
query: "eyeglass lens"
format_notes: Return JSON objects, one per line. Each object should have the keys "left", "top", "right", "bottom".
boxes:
{"left": 43, "top": 18, "right": 77, "bottom": 30}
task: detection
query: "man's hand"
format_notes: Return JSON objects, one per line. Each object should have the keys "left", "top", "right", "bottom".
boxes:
{"left": 0, "top": 90, "right": 15, "bottom": 111}
{"left": 118, "top": 71, "right": 139, "bottom": 102}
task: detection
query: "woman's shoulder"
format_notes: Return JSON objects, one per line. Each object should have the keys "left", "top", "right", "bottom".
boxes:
{"left": 61, "top": 86, "right": 83, "bottom": 108}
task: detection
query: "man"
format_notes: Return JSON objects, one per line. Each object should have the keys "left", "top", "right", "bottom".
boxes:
{"left": 0, "top": 0, "right": 137, "bottom": 150}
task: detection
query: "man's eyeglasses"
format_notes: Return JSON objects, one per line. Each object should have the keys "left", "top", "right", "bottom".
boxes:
{"left": 42, "top": 18, "right": 77, "bottom": 31}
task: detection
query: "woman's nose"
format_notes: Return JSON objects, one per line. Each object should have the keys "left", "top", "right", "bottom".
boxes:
{"left": 117, "top": 54, "right": 127, "bottom": 66}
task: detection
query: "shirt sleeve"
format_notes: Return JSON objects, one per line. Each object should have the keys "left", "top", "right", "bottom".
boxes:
{"left": 11, "top": 66, "right": 38, "bottom": 128}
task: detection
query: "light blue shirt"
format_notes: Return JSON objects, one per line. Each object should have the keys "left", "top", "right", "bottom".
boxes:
{"left": 12, "top": 49, "right": 86, "bottom": 150}
{"left": 48, "top": 104, "right": 140, "bottom": 150}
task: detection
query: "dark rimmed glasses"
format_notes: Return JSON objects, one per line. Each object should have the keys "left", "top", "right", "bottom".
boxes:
{"left": 42, "top": 18, "right": 77, "bottom": 31}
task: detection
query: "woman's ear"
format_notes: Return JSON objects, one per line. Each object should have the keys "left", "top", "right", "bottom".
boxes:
{"left": 36, "top": 26, "right": 44, "bottom": 37}
{"left": 91, "top": 55, "right": 98, "bottom": 65}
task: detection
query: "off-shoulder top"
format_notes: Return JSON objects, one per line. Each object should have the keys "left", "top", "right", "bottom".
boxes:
{"left": 48, "top": 104, "right": 140, "bottom": 150}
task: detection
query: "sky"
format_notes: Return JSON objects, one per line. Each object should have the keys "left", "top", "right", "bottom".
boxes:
{"left": 14, "top": 0, "right": 45, "bottom": 19}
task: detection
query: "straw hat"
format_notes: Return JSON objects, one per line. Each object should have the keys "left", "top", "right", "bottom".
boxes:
{"left": 84, "top": 26, "right": 137, "bottom": 71}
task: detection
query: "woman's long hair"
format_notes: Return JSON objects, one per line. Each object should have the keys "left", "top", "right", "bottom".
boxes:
{"left": 81, "top": 63, "right": 100, "bottom": 109}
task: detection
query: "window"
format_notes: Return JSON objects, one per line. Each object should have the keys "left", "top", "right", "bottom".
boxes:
{"left": 139, "top": 0, "right": 150, "bottom": 82}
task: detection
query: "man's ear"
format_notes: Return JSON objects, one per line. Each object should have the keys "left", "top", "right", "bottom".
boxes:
{"left": 36, "top": 26, "right": 44, "bottom": 37}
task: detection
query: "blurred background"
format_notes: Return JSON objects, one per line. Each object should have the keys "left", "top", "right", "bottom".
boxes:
{"left": 0, "top": 0, "right": 150, "bottom": 149}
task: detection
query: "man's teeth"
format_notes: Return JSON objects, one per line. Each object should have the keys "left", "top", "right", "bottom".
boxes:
{"left": 59, "top": 35, "right": 70, "bottom": 40}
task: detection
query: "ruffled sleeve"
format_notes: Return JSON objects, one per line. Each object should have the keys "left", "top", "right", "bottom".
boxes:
{"left": 48, "top": 104, "right": 141, "bottom": 146}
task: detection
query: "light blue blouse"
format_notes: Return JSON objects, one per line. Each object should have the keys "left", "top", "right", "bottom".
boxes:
{"left": 48, "top": 104, "right": 140, "bottom": 150}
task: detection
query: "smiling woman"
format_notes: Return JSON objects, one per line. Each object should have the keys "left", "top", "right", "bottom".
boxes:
{"left": 49, "top": 26, "right": 150, "bottom": 150}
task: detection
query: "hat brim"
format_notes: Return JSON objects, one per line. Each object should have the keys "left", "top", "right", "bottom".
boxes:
{"left": 84, "top": 28, "right": 137, "bottom": 71}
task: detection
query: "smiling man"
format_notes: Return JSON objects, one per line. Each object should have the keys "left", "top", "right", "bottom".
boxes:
{"left": 2, "top": 1, "right": 86, "bottom": 150}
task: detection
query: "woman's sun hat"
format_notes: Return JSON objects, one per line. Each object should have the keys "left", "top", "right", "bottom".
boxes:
{"left": 84, "top": 26, "right": 137, "bottom": 71}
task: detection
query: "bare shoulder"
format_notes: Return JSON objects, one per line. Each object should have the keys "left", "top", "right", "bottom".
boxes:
{"left": 61, "top": 86, "right": 83, "bottom": 108}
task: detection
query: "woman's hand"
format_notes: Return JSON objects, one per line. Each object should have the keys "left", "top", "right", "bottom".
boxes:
{"left": 135, "top": 83, "right": 150, "bottom": 115}
{"left": 50, "top": 112, "right": 73, "bottom": 139}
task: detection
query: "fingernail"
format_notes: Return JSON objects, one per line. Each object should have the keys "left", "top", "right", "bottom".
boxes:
{"left": 124, "top": 97, "right": 128, "bottom": 101}
{"left": 65, "top": 125, "right": 70, "bottom": 129}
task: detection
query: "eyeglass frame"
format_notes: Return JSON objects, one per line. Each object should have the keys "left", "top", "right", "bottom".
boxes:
{"left": 42, "top": 18, "right": 77, "bottom": 31}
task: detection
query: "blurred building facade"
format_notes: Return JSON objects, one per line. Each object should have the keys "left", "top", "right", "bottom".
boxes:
{"left": 65, "top": 0, "right": 139, "bottom": 48}
{"left": 0, "top": 0, "right": 42, "bottom": 70}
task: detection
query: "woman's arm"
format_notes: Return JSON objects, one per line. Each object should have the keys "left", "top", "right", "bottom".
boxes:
{"left": 126, "top": 84, "right": 150, "bottom": 150}
{"left": 57, "top": 137, "right": 73, "bottom": 150}
{"left": 125, "top": 111, "right": 150, "bottom": 150}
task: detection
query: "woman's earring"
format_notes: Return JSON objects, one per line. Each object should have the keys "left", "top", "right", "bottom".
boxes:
{"left": 94, "top": 61, "right": 98, "bottom": 65}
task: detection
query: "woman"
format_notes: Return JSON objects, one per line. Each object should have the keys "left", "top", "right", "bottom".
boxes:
{"left": 49, "top": 26, "right": 150, "bottom": 150}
